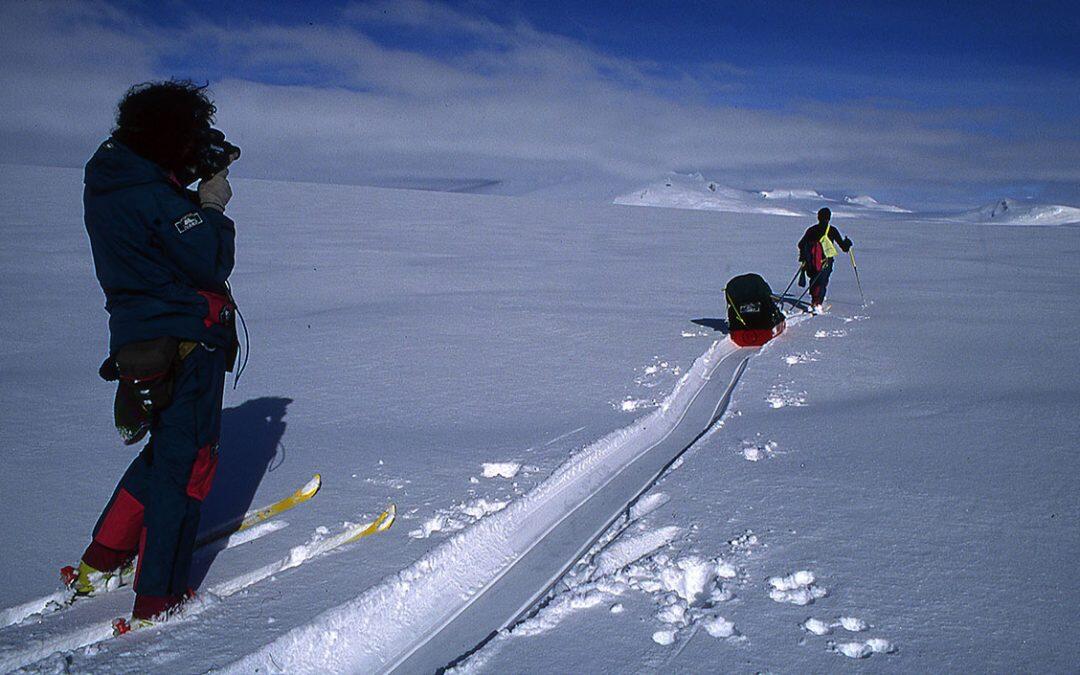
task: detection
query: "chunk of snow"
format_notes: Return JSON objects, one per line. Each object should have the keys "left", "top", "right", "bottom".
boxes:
{"left": 628, "top": 492, "right": 670, "bottom": 520}
{"left": 659, "top": 556, "right": 716, "bottom": 606}
{"left": 703, "top": 615, "right": 737, "bottom": 638}
{"left": 768, "top": 570, "right": 826, "bottom": 605}
{"left": 460, "top": 498, "right": 508, "bottom": 519}
{"left": 480, "top": 462, "right": 520, "bottom": 479}
{"left": 591, "top": 526, "right": 682, "bottom": 580}
{"left": 836, "top": 641, "right": 873, "bottom": 658}
{"left": 768, "top": 570, "right": 815, "bottom": 590}
{"left": 803, "top": 618, "right": 832, "bottom": 635}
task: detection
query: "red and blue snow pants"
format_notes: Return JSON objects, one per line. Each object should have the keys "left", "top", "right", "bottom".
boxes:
{"left": 82, "top": 344, "right": 227, "bottom": 598}
{"left": 809, "top": 258, "right": 834, "bottom": 305}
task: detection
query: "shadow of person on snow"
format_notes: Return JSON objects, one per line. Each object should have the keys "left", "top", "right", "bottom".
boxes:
{"left": 189, "top": 396, "right": 292, "bottom": 588}
{"left": 691, "top": 317, "right": 729, "bottom": 333}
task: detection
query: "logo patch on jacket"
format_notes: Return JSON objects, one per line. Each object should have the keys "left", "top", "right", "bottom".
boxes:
{"left": 174, "top": 212, "right": 204, "bottom": 234}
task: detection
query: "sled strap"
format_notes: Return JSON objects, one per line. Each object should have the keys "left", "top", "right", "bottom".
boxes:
{"left": 725, "top": 288, "right": 747, "bottom": 326}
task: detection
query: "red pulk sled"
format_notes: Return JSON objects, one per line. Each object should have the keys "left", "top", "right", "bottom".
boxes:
{"left": 725, "top": 273, "right": 786, "bottom": 347}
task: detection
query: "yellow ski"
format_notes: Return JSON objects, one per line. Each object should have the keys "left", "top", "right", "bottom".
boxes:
{"left": 197, "top": 473, "right": 322, "bottom": 546}
{"left": 345, "top": 504, "right": 396, "bottom": 543}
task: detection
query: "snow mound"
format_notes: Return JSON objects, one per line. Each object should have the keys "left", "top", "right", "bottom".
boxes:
{"left": 843, "top": 195, "right": 911, "bottom": 212}
{"left": 953, "top": 199, "right": 1080, "bottom": 226}
{"left": 614, "top": 174, "right": 804, "bottom": 217}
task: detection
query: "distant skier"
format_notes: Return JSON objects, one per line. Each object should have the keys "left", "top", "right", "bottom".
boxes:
{"left": 69, "top": 80, "right": 239, "bottom": 624}
{"left": 797, "top": 207, "right": 852, "bottom": 308}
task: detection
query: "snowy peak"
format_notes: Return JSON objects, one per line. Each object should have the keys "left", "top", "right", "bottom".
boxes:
{"left": 954, "top": 198, "right": 1080, "bottom": 226}
{"left": 843, "top": 195, "right": 911, "bottom": 213}
{"left": 614, "top": 174, "right": 804, "bottom": 217}
{"left": 759, "top": 189, "right": 825, "bottom": 201}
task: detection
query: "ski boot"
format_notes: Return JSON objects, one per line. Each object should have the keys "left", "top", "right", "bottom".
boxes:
{"left": 60, "top": 559, "right": 134, "bottom": 597}
{"left": 113, "top": 589, "right": 195, "bottom": 635}
{"left": 112, "top": 616, "right": 154, "bottom": 636}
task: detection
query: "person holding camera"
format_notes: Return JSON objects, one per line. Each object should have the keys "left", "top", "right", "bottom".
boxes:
{"left": 67, "top": 80, "right": 240, "bottom": 624}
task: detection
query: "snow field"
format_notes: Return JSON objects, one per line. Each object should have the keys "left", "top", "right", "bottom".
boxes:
{"left": 2, "top": 165, "right": 1077, "bottom": 672}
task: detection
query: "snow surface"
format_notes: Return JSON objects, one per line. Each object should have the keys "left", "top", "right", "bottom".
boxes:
{"left": 1, "top": 164, "right": 1078, "bottom": 672}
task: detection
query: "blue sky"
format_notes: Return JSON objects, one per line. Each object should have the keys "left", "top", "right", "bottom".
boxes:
{"left": 2, "top": 0, "right": 1078, "bottom": 207}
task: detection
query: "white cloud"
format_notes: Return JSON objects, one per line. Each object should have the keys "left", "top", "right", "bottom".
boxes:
{"left": 0, "top": 0, "right": 1076, "bottom": 205}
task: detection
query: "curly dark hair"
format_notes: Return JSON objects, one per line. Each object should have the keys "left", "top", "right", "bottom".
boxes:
{"left": 112, "top": 80, "right": 216, "bottom": 174}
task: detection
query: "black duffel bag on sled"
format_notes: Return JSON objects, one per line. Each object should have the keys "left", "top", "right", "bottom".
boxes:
{"left": 725, "top": 273, "right": 786, "bottom": 347}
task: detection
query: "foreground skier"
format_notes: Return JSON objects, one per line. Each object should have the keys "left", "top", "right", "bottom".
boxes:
{"left": 797, "top": 207, "right": 853, "bottom": 308}
{"left": 73, "top": 80, "right": 239, "bottom": 622}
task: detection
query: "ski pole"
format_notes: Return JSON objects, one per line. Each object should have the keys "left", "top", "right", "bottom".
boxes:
{"left": 776, "top": 264, "right": 803, "bottom": 308}
{"left": 849, "top": 248, "right": 866, "bottom": 306}
{"left": 793, "top": 266, "right": 828, "bottom": 312}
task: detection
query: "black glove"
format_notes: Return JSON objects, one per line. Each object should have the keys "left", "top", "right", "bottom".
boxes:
{"left": 797, "top": 269, "right": 806, "bottom": 287}
{"left": 842, "top": 237, "right": 853, "bottom": 251}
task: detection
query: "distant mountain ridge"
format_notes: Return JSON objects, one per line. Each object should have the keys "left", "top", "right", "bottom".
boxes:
{"left": 951, "top": 198, "right": 1080, "bottom": 226}
{"left": 614, "top": 173, "right": 1079, "bottom": 225}
{"left": 613, "top": 173, "right": 909, "bottom": 218}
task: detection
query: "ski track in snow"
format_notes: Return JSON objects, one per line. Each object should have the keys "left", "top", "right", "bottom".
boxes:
{"left": 226, "top": 337, "right": 749, "bottom": 673}
{"left": 447, "top": 319, "right": 838, "bottom": 671}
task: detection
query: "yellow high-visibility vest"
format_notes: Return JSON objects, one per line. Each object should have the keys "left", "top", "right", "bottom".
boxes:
{"left": 819, "top": 223, "right": 838, "bottom": 259}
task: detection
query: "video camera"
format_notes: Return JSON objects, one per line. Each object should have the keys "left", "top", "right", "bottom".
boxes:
{"left": 191, "top": 128, "right": 241, "bottom": 182}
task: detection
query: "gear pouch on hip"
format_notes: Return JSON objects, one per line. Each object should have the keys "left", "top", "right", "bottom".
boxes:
{"left": 109, "top": 337, "right": 180, "bottom": 445}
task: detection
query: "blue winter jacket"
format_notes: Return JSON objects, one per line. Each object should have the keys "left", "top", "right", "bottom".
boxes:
{"left": 84, "top": 139, "right": 237, "bottom": 354}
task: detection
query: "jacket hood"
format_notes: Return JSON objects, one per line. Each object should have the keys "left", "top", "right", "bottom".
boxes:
{"left": 84, "top": 138, "right": 170, "bottom": 194}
